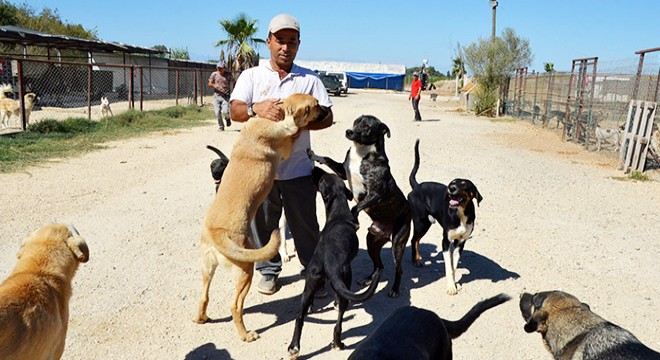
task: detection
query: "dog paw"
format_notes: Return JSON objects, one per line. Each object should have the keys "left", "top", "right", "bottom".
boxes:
{"left": 412, "top": 260, "right": 424, "bottom": 268}
{"left": 331, "top": 341, "right": 346, "bottom": 350}
{"left": 193, "top": 314, "right": 208, "bottom": 324}
{"left": 241, "top": 330, "right": 260, "bottom": 342}
{"left": 288, "top": 346, "right": 300, "bottom": 359}
{"left": 446, "top": 284, "right": 460, "bottom": 295}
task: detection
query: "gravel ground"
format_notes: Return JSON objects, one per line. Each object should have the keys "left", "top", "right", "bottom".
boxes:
{"left": 1, "top": 90, "right": 659, "bottom": 360}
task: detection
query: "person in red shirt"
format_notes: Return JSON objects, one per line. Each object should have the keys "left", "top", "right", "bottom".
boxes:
{"left": 409, "top": 72, "right": 422, "bottom": 121}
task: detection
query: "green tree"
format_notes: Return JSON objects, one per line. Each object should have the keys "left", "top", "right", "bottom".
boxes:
{"left": 463, "top": 27, "right": 533, "bottom": 115}
{"left": 451, "top": 56, "right": 466, "bottom": 79}
{"left": 16, "top": 4, "right": 97, "bottom": 39}
{"left": 170, "top": 47, "right": 190, "bottom": 60}
{"left": 544, "top": 62, "right": 555, "bottom": 73}
{"left": 216, "top": 13, "right": 265, "bottom": 74}
{"left": 0, "top": 0, "right": 19, "bottom": 26}
{"left": 152, "top": 44, "right": 168, "bottom": 52}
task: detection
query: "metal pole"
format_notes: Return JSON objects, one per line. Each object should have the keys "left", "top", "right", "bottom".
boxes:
{"left": 491, "top": 1, "right": 498, "bottom": 40}
{"left": 17, "top": 59, "right": 26, "bottom": 129}
{"left": 87, "top": 64, "right": 92, "bottom": 120}
{"left": 139, "top": 67, "right": 143, "bottom": 111}
{"left": 176, "top": 69, "right": 179, "bottom": 106}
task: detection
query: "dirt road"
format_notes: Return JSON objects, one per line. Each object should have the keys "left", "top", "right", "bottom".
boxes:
{"left": 1, "top": 90, "right": 659, "bottom": 359}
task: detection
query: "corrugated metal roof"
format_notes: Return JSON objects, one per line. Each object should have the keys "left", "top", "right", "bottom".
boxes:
{"left": 0, "top": 25, "right": 166, "bottom": 55}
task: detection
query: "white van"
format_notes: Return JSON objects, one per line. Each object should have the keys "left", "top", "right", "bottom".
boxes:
{"left": 327, "top": 72, "right": 348, "bottom": 94}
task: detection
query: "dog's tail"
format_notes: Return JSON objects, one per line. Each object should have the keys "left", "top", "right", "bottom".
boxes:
{"left": 328, "top": 268, "right": 382, "bottom": 303}
{"left": 206, "top": 144, "right": 229, "bottom": 162}
{"left": 409, "top": 138, "right": 421, "bottom": 189}
{"left": 444, "top": 293, "right": 511, "bottom": 339}
{"left": 206, "top": 227, "right": 281, "bottom": 263}
{"left": 0, "top": 83, "right": 12, "bottom": 100}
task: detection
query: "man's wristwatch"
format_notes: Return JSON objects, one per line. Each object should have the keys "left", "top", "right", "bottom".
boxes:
{"left": 247, "top": 104, "right": 256, "bottom": 117}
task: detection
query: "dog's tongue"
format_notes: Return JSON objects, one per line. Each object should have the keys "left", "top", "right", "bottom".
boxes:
{"left": 214, "top": 179, "right": 221, "bottom": 184}
{"left": 449, "top": 199, "right": 459, "bottom": 206}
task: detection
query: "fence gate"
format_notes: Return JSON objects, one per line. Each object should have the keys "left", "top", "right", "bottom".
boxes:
{"left": 563, "top": 57, "right": 598, "bottom": 143}
{"left": 617, "top": 100, "right": 657, "bottom": 173}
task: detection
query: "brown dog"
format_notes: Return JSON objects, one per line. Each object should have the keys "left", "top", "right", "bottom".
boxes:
{"left": 520, "top": 290, "right": 660, "bottom": 359}
{"left": 0, "top": 223, "right": 89, "bottom": 360}
{"left": 194, "top": 93, "right": 329, "bottom": 342}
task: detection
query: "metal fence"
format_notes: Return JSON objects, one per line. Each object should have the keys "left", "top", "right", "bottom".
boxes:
{"left": 502, "top": 52, "right": 660, "bottom": 152}
{"left": 0, "top": 57, "right": 216, "bottom": 131}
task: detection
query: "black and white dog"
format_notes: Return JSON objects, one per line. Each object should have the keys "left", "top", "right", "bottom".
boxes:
{"left": 308, "top": 115, "right": 411, "bottom": 298}
{"left": 288, "top": 167, "right": 381, "bottom": 359}
{"left": 407, "top": 139, "right": 482, "bottom": 295}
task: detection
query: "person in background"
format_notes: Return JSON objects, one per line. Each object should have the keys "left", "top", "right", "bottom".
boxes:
{"left": 229, "top": 13, "right": 334, "bottom": 296}
{"left": 208, "top": 60, "right": 232, "bottom": 131}
{"left": 409, "top": 71, "right": 422, "bottom": 121}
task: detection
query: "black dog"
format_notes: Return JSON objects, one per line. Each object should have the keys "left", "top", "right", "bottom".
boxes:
{"left": 407, "top": 139, "right": 483, "bottom": 295}
{"left": 348, "top": 293, "right": 510, "bottom": 360}
{"left": 206, "top": 145, "right": 230, "bottom": 192}
{"left": 308, "top": 115, "right": 411, "bottom": 298}
{"left": 288, "top": 167, "right": 382, "bottom": 359}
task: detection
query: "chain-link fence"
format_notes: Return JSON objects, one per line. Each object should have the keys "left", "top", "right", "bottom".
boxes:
{"left": 503, "top": 53, "right": 660, "bottom": 152}
{"left": 0, "top": 57, "right": 216, "bottom": 131}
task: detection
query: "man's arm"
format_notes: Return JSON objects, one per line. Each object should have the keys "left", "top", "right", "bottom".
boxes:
{"left": 230, "top": 99, "right": 284, "bottom": 123}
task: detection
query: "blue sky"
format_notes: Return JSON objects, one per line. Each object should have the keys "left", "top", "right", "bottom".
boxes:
{"left": 19, "top": 0, "right": 660, "bottom": 73}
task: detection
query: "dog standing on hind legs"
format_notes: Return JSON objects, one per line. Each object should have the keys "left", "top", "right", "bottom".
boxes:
{"left": 206, "top": 144, "right": 295, "bottom": 262}
{"left": 407, "top": 139, "right": 483, "bottom": 295}
{"left": 308, "top": 114, "right": 411, "bottom": 298}
{"left": 193, "top": 94, "right": 329, "bottom": 342}
{"left": 288, "top": 167, "right": 382, "bottom": 359}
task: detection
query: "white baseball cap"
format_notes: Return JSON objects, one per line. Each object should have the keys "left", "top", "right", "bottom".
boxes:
{"left": 269, "top": 14, "right": 300, "bottom": 34}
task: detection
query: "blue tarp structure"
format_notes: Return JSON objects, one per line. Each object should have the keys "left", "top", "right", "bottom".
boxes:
{"left": 346, "top": 72, "right": 404, "bottom": 91}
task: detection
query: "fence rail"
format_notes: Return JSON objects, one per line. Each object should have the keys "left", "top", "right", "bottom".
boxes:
{"left": 0, "top": 57, "right": 216, "bottom": 131}
{"left": 502, "top": 54, "right": 660, "bottom": 153}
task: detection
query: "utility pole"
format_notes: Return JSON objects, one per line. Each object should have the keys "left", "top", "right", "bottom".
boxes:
{"left": 490, "top": 0, "right": 498, "bottom": 40}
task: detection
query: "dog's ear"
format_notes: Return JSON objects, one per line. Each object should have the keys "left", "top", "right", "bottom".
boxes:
{"left": 311, "top": 166, "right": 326, "bottom": 189}
{"left": 524, "top": 310, "right": 548, "bottom": 333}
{"left": 66, "top": 224, "right": 89, "bottom": 263}
{"left": 473, "top": 188, "right": 483, "bottom": 206}
{"left": 380, "top": 123, "right": 391, "bottom": 138}
{"left": 344, "top": 185, "right": 354, "bottom": 200}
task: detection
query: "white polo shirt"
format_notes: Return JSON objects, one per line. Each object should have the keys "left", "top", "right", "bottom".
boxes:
{"left": 230, "top": 61, "right": 332, "bottom": 180}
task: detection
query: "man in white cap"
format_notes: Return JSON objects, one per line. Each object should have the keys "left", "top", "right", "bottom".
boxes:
{"left": 208, "top": 60, "right": 232, "bottom": 131}
{"left": 230, "top": 13, "right": 333, "bottom": 295}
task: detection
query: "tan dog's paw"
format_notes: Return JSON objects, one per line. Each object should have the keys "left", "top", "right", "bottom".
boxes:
{"left": 193, "top": 314, "right": 208, "bottom": 324}
{"left": 241, "top": 330, "right": 259, "bottom": 342}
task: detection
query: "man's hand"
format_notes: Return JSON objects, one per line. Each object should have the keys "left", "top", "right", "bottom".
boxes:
{"left": 253, "top": 98, "right": 284, "bottom": 121}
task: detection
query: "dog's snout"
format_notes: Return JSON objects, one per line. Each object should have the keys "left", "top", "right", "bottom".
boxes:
{"left": 448, "top": 183, "right": 458, "bottom": 192}
{"left": 345, "top": 129, "right": 353, "bottom": 137}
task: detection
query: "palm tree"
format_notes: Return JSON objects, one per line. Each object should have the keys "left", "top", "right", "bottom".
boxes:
{"left": 451, "top": 56, "right": 466, "bottom": 96}
{"left": 451, "top": 56, "right": 466, "bottom": 79}
{"left": 216, "top": 13, "right": 265, "bottom": 76}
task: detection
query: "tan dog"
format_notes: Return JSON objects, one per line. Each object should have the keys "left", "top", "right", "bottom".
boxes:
{"left": 194, "top": 93, "right": 329, "bottom": 342}
{"left": 1, "top": 84, "right": 37, "bottom": 129}
{"left": 0, "top": 223, "right": 89, "bottom": 360}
